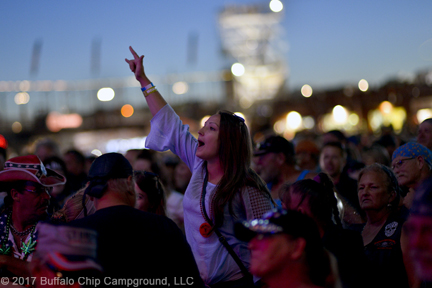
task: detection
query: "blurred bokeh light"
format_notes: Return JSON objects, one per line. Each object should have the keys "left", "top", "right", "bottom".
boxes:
{"left": 91, "top": 149, "right": 102, "bottom": 156}
{"left": 358, "top": 79, "right": 369, "bottom": 92}
{"left": 121, "top": 104, "right": 134, "bottom": 118}
{"left": 286, "top": 111, "right": 302, "bottom": 130}
{"left": 417, "top": 108, "right": 432, "bottom": 123}
{"left": 269, "top": 0, "right": 283, "bottom": 12}
{"left": 301, "top": 84, "right": 313, "bottom": 98}
{"left": 46, "top": 112, "right": 83, "bottom": 132}
{"left": 172, "top": 81, "right": 189, "bottom": 95}
{"left": 14, "top": 92, "right": 30, "bottom": 105}
{"left": 97, "top": 87, "right": 115, "bottom": 102}
{"left": 303, "top": 116, "right": 315, "bottom": 129}
{"left": 332, "top": 105, "right": 348, "bottom": 124}
{"left": 12, "top": 122, "right": 22, "bottom": 133}
{"left": 231, "top": 63, "right": 245, "bottom": 77}
{"left": 200, "top": 115, "right": 211, "bottom": 128}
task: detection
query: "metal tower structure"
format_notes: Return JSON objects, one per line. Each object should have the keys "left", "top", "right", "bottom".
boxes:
{"left": 218, "top": 3, "right": 288, "bottom": 109}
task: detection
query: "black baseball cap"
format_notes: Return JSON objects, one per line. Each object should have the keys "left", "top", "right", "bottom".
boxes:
{"left": 253, "top": 136, "right": 295, "bottom": 157}
{"left": 84, "top": 153, "right": 133, "bottom": 198}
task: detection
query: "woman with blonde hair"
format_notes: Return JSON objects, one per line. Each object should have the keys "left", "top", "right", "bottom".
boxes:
{"left": 356, "top": 163, "right": 409, "bottom": 288}
{"left": 51, "top": 187, "right": 95, "bottom": 223}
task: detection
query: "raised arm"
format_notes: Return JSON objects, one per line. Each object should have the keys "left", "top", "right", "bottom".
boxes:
{"left": 125, "top": 46, "right": 167, "bottom": 116}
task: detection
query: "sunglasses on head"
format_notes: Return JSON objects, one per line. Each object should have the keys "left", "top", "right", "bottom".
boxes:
{"left": 133, "top": 170, "right": 159, "bottom": 179}
{"left": 133, "top": 170, "right": 163, "bottom": 197}
{"left": 257, "top": 142, "right": 270, "bottom": 150}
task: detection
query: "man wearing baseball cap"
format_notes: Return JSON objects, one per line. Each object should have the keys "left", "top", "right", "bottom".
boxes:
{"left": 69, "top": 153, "right": 204, "bottom": 286}
{"left": 0, "top": 155, "right": 66, "bottom": 277}
{"left": 253, "top": 136, "right": 315, "bottom": 206}
{"left": 235, "top": 208, "right": 335, "bottom": 288}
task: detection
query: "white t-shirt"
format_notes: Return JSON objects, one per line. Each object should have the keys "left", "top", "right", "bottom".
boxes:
{"left": 166, "top": 190, "right": 184, "bottom": 230}
{"left": 146, "top": 104, "right": 273, "bottom": 285}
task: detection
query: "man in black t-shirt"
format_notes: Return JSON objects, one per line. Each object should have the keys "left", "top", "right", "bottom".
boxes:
{"left": 69, "top": 153, "right": 204, "bottom": 287}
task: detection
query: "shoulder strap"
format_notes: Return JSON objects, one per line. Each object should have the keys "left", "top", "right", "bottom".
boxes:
{"left": 201, "top": 170, "right": 254, "bottom": 282}
{"left": 213, "top": 227, "right": 254, "bottom": 281}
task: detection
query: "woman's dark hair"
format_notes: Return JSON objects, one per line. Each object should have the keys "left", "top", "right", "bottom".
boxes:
{"left": 210, "top": 110, "right": 272, "bottom": 228}
{"left": 361, "top": 144, "right": 390, "bottom": 167}
{"left": 281, "top": 172, "right": 342, "bottom": 229}
{"left": 43, "top": 156, "right": 71, "bottom": 214}
{"left": 282, "top": 209, "right": 331, "bottom": 287}
{"left": 298, "top": 217, "right": 331, "bottom": 287}
{"left": 64, "top": 149, "right": 86, "bottom": 166}
{"left": 133, "top": 171, "right": 166, "bottom": 216}
{"left": 135, "top": 150, "right": 162, "bottom": 176}
{"left": 44, "top": 156, "right": 67, "bottom": 176}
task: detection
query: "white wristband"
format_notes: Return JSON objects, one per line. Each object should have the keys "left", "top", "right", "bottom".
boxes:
{"left": 141, "top": 82, "right": 154, "bottom": 92}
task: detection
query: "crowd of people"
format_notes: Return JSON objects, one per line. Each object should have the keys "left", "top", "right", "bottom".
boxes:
{"left": 0, "top": 46, "right": 430, "bottom": 288}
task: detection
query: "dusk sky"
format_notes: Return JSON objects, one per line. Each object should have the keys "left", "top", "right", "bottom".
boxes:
{"left": 1, "top": 0, "right": 432, "bottom": 91}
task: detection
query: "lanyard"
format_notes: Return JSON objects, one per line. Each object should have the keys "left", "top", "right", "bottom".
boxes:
{"left": 200, "top": 169, "right": 213, "bottom": 226}
{"left": 199, "top": 168, "right": 254, "bottom": 282}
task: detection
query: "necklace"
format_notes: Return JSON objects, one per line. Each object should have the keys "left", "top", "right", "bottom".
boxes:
{"left": 20, "top": 225, "right": 37, "bottom": 261}
{"left": 0, "top": 212, "right": 37, "bottom": 260}
{"left": 10, "top": 223, "right": 35, "bottom": 237}
{"left": 0, "top": 212, "right": 12, "bottom": 255}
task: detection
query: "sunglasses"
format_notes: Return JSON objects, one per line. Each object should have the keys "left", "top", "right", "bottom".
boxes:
{"left": 391, "top": 157, "right": 416, "bottom": 170}
{"left": 22, "top": 186, "right": 52, "bottom": 194}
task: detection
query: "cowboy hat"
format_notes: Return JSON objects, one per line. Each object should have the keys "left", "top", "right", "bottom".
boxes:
{"left": 0, "top": 155, "right": 66, "bottom": 187}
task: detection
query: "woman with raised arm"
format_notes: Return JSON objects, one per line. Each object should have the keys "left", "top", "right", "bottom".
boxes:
{"left": 126, "top": 47, "right": 273, "bottom": 287}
